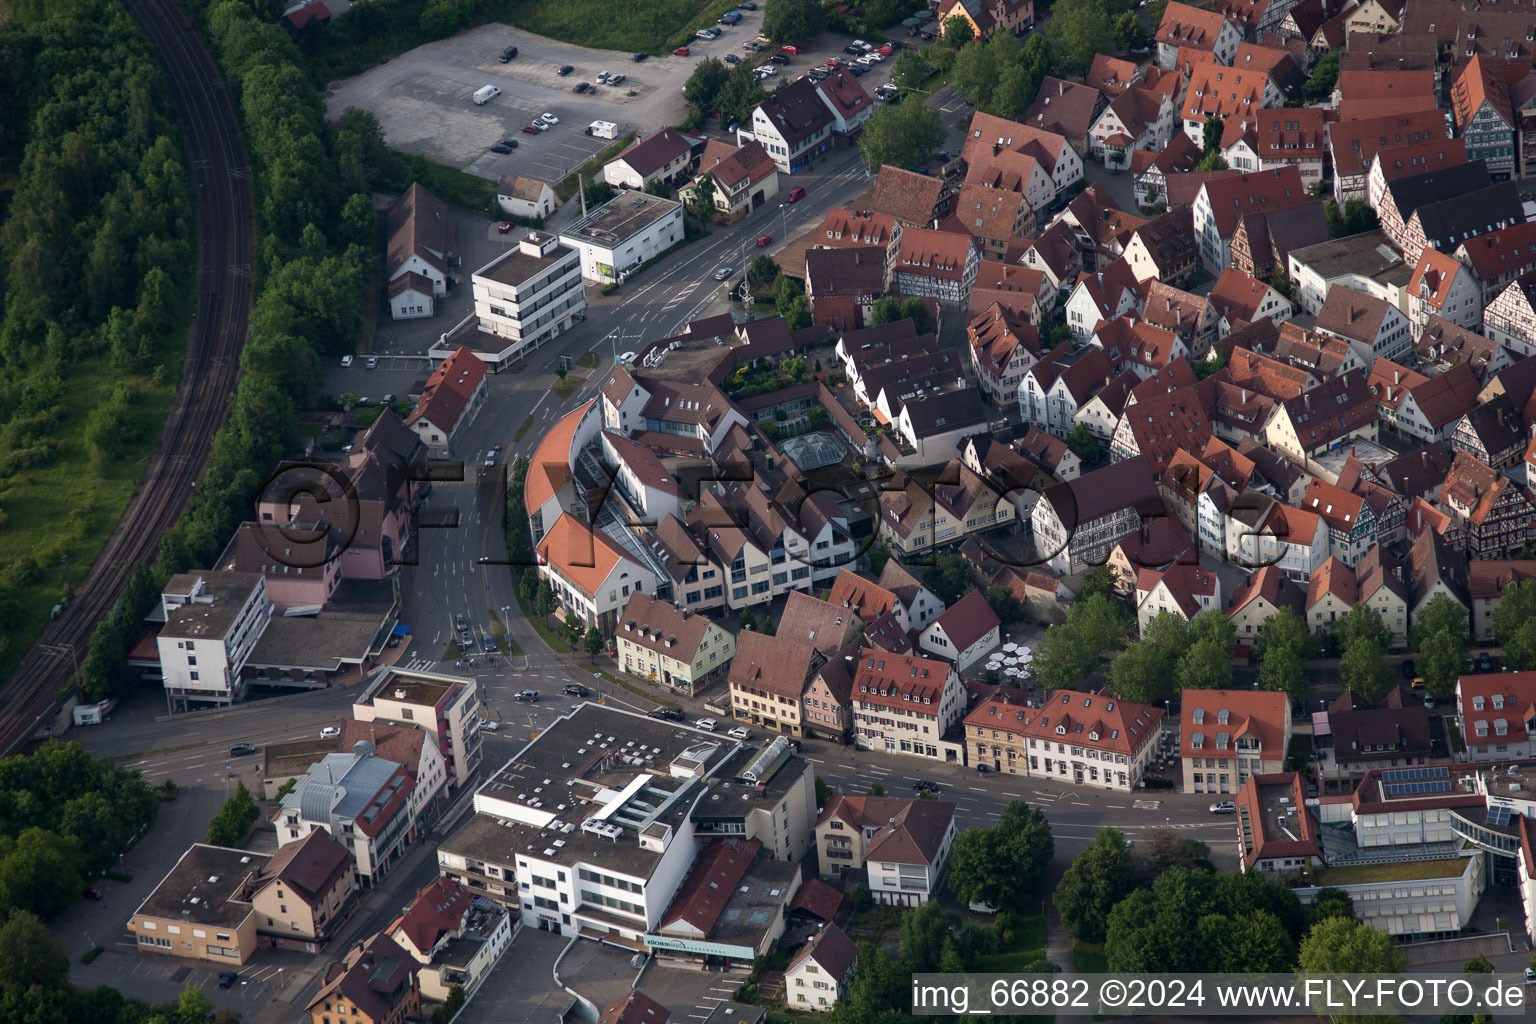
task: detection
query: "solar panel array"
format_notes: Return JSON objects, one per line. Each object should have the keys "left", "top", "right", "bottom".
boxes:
{"left": 1486, "top": 805, "right": 1512, "bottom": 827}
{"left": 1381, "top": 766, "right": 1449, "bottom": 782}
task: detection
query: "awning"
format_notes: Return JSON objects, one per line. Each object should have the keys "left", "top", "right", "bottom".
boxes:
{"left": 391, "top": 624, "right": 412, "bottom": 636}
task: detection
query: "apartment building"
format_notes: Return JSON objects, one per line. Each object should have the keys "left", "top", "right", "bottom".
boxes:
{"left": 965, "top": 688, "right": 1164, "bottom": 789}
{"left": 1181, "top": 689, "right": 1291, "bottom": 795}
{"left": 616, "top": 592, "right": 736, "bottom": 695}
{"left": 851, "top": 650, "right": 966, "bottom": 762}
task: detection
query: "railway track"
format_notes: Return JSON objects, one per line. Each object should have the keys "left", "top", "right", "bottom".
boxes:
{"left": 0, "top": 0, "right": 253, "bottom": 754}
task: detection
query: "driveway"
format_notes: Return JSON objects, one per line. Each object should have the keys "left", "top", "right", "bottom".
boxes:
{"left": 558, "top": 937, "right": 645, "bottom": 1014}
{"left": 367, "top": 206, "right": 517, "bottom": 359}
{"left": 636, "top": 960, "right": 751, "bottom": 1022}
{"left": 75, "top": 947, "right": 309, "bottom": 1017}
{"left": 326, "top": 24, "right": 696, "bottom": 183}
{"left": 458, "top": 928, "right": 574, "bottom": 1024}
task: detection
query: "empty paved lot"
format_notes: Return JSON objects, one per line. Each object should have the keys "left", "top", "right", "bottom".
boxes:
{"left": 325, "top": 24, "right": 706, "bottom": 183}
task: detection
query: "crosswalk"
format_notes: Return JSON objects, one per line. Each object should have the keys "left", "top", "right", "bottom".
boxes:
{"left": 1133, "top": 799, "right": 1162, "bottom": 810}
{"left": 402, "top": 657, "right": 442, "bottom": 672}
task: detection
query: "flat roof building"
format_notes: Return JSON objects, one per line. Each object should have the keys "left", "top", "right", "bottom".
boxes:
{"left": 560, "top": 193, "right": 684, "bottom": 284}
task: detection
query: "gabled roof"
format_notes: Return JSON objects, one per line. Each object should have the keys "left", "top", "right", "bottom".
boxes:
{"left": 1451, "top": 54, "right": 1515, "bottom": 131}
{"left": 405, "top": 346, "right": 486, "bottom": 434}
{"left": 777, "top": 590, "right": 862, "bottom": 655}
{"left": 1041, "top": 455, "right": 1162, "bottom": 526}
{"left": 1404, "top": 361, "right": 1481, "bottom": 429}
{"left": 306, "top": 932, "right": 417, "bottom": 1023}
{"left": 1227, "top": 564, "right": 1305, "bottom": 617}
{"left": 1453, "top": 221, "right": 1536, "bottom": 283}
{"left": 1087, "top": 54, "right": 1142, "bottom": 97}
{"left": 1376, "top": 442, "right": 1454, "bottom": 499}
{"left": 498, "top": 174, "right": 553, "bottom": 202}
{"left": 1355, "top": 544, "right": 1409, "bottom": 606}
{"left": 1156, "top": 0, "right": 1232, "bottom": 50}
{"left": 1183, "top": 63, "right": 1270, "bottom": 125}
{"left": 618, "top": 591, "right": 718, "bottom": 660}
{"left": 1329, "top": 110, "right": 1449, "bottom": 179}
{"left": 612, "top": 128, "right": 700, "bottom": 177}
{"left": 871, "top": 167, "right": 949, "bottom": 227}
{"left": 928, "top": 590, "right": 1000, "bottom": 652}
{"left": 1025, "top": 77, "right": 1105, "bottom": 142}
{"left": 392, "top": 877, "right": 470, "bottom": 957}
{"left": 537, "top": 517, "right": 638, "bottom": 596}
{"left": 658, "top": 837, "right": 762, "bottom": 935}
{"left": 1384, "top": 160, "right": 1494, "bottom": 227}
{"left": 1197, "top": 166, "right": 1306, "bottom": 238}
{"left": 253, "top": 829, "right": 352, "bottom": 906}
{"left": 599, "top": 993, "right": 671, "bottom": 1024}
{"left": 1316, "top": 287, "right": 1399, "bottom": 345}
{"left": 968, "top": 302, "right": 1040, "bottom": 378}
{"left": 755, "top": 78, "right": 833, "bottom": 146}
{"left": 962, "top": 113, "right": 1070, "bottom": 176}
{"left": 387, "top": 183, "right": 454, "bottom": 277}
{"left": 728, "top": 631, "right": 820, "bottom": 700}
{"left": 815, "top": 69, "right": 873, "bottom": 122}
{"left": 1372, "top": 138, "right": 1469, "bottom": 183}
{"left": 1209, "top": 268, "right": 1280, "bottom": 322}
{"left": 1180, "top": 688, "right": 1288, "bottom": 759}
{"left": 697, "top": 138, "right": 776, "bottom": 192}
{"left": 1307, "top": 555, "right": 1356, "bottom": 607}
{"left": 817, "top": 794, "right": 955, "bottom": 865}
{"left": 1416, "top": 316, "right": 1505, "bottom": 384}
{"left": 1276, "top": 370, "right": 1378, "bottom": 449}
{"left": 817, "top": 207, "right": 899, "bottom": 248}
{"left": 895, "top": 226, "right": 975, "bottom": 280}
{"left": 788, "top": 923, "right": 858, "bottom": 979}
{"left": 806, "top": 246, "right": 886, "bottom": 296}
{"left": 1136, "top": 561, "right": 1220, "bottom": 619}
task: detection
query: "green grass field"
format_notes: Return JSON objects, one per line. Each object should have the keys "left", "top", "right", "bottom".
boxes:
{"left": 0, "top": 353, "right": 179, "bottom": 683}
{"left": 552, "top": 374, "right": 586, "bottom": 399}
{"left": 513, "top": 0, "right": 746, "bottom": 53}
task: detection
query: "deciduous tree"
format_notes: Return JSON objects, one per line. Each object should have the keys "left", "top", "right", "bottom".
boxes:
{"left": 858, "top": 100, "right": 944, "bottom": 170}
{"left": 1047, "top": 0, "right": 1116, "bottom": 73}
{"left": 1054, "top": 828, "right": 1135, "bottom": 943}
{"left": 1495, "top": 580, "right": 1536, "bottom": 670}
{"left": 1339, "top": 635, "right": 1392, "bottom": 704}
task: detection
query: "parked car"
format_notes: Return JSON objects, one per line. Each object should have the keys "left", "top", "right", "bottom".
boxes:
{"left": 913, "top": 780, "right": 940, "bottom": 793}
{"left": 574, "top": 82, "right": 593, "bottom": 93}
{"left": 499, "top": 45, "right": 518, "bottom": 62}
{"left": 694, "top": 718, "right": 718, "bottom": 731}
{"left": 320, "top": 726, "right": 341, "bottom": 738}
{"left": 697, "top": 28, "right": 718, "bottom": 39}
{"left": 83, "top": 886, "right": 103, "bottom": 901}
{"left": 738, "top": 1, "right": 756, "bottom": 8}
{"left": 743, "top": 41, "right": 762, "bottom": 50}
{"left": 564, "top": 684, "right": 590, "bottom": 697}
{"left": 975, "top": 763, "right": 991, "bottom": 773}
{"left": 618, "top": 350, "right": 637, "bottom": 362}
{"left": 596, "top": 70, "right": 610, "bottom": 83}
{"left": 496, "top": 221, "right": 514, "bottom": 232}
{"left": 756, "top": 234, "right": 772, "bottom": 246}
{"left": 521, "top": 124, "right": 541, "bottom": 133}
{"left": 847, "top": 64, "right": 867, "bottom": 75}
{"left": 365, "top": 356, "right": 378, "bottom": 369}
{"left": 539, "top": 112, "right": 559, "bottom": 124}
{"left": 1209, "top": 801, "right": 1236, "bottom": 814}
{"left": 515, "top": 689, "right": 539, "bottom": 702}
{"left": 229, "top": 743, "right": 258, "bottom": 756}
{"left": 674, "top": 46, "right": 691, "bottom": 55}
{"left": 713, "top": 265, "right": 734, "bottom": 280}
{"left": 632, "top": 52, "right": 648, "bottom": 61}
{"left": 758, "top": 64, "right": 777, "bottom": 76}
{"left": 1478, "top": 651, "right": 1495, "bottom": 672}
{"left": 609, "top": 73, "right": 626, "bottom": 85}
{"left": 727, "top": 726, "right": 751, "bottom": 740}
{"left": 725, "top": 53, "right": 740, "bottom": 63}
{"left": 878, "top": 43, "right": 893, "bottom": 54}
{"left": 808, "top": 69, "right": 828, "bottom": 81}
{"left": 1400, "top": 659, "right": 1416, "bottom": 680}
{"left": 719, "top": 11, "right": 741, "bottom": 22}
{"left": 218, "top": 973, "right": 238, "bottom": 990}
{"left": 968, "top": 901, "right": 999, "bottom": 914}
{"left": 780, "top": 43, "right": 798, "bottom": 53}
{"left": 786, "top": 185, "right": 806, "bottom": 202}
{"left": 481, "top": 632, "right": 497, "bottom": 653}
{"left": 456, "top": 613, "right": 468, "bottom": 631}
{"left": 648, "top": 707, "right": 685, "bottom": 720}
{"left": 769, "top": 53, "right": 789, "bottom": 64}
{"left": 340, "top": 354, "right": 353, "bottom": 367}
{"left": 844, "top": 44, "right": 862, "bottom": 54}
{"left": 533, "top": 121, "right": 549, "bottom": 131}
{"left": 480, "top": 719, "right": 500, "bottom": 732}
{"left": 556, "top": 64, "right": 574, "bottom": 75}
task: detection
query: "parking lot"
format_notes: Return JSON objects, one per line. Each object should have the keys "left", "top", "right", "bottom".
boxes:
{"left": 326, "top": 24, "right": 701, "bottom": 183}
{"left": 457, "top": 927, "right": 573, "bottom": 1024}
{"left": 80, "top": 947, "right": 304, "bottom": 1014}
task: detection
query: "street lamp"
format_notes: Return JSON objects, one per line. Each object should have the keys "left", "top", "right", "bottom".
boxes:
{"left": 777, "top": 202, "right": 788, "bottom": 242}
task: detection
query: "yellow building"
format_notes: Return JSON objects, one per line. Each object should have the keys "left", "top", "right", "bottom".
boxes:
{"left": 129, "top": 845, "right": 268, "bottom": 965}
{"left": 615, "top": 591, "right": 736, "bottom": 695}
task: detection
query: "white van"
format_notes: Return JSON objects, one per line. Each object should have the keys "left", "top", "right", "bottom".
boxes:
{"left": 588, "top": 120, "right": 620, "bottom": 139}
{"left": 473, "top": 85, "right": 501, "bottom": 105}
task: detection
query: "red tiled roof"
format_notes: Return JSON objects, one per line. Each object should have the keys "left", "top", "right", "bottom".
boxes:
{"left": 1180, "top": 688, "right": 1288, "bottom": 759}
{"left": 966, "top": 687, "right": 1163, "bottom": 756}
{"left": 392, "top": 877, "right": 470, "bottom": 956}
{"left": 658, "top": 837, "right": 762, "bottom": 934}
{"left": 928, "top": 590, "right": 999, "bottom": 652}
{"left": 405, "top": 346, "right": 485, "bottom": 434}
{"left": 1457, "top": 671, "right": 1536, "bottom": 749}
{"left": 1198, "top": 167, "right": 1307, "bottom": 238}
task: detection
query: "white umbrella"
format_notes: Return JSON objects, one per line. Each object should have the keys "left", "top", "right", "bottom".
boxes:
{"left": 1017, "top": 649, "right": 1034, "bottom": 662}
{"left": 1004, "top": 643, "right": 1019, "bottom": 653}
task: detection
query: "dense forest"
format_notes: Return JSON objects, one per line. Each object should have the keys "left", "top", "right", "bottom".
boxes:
{"left": 0, "top": 0, "right": 195, "bottom": 677}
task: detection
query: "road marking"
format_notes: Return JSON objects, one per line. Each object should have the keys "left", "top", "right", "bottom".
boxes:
{"left": 967, "top": 786, "right": 987, "bottom": 792}
{"left": 1107, "top": 804, "right": 1126, "bottom": 809}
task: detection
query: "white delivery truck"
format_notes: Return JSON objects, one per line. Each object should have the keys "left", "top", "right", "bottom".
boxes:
{"left": 587, "top": 120, "right": 620, "bottom": 139}
{"left": 72, "top": 699, "right": 116, "bottom": 726}
{"left": 473, "top": 85, "right": 502, "bottom": 105}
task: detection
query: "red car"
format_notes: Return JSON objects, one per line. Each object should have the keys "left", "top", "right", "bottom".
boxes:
{"left": 674, "top": 45, "right": 691, "bottom": 56}
{"left": 878, "top": 43, "right": 893, "bottom": 54}
{"left": 822, "top": 59, "right": 840, "bottom": 68}
{"left": 781, "top": 44, "right": 798, "bottom": 53}
{"left": 756, "top": 234, "right": 772, "bottom": 246}
{"left": 520, "top": 124, "right": 540, "bottom": 134}
{"left": 497, "top": 222, "right": 514, "bottom": 233}
{"left": 786, "top": 185, "right": 806, "bottom": 202}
